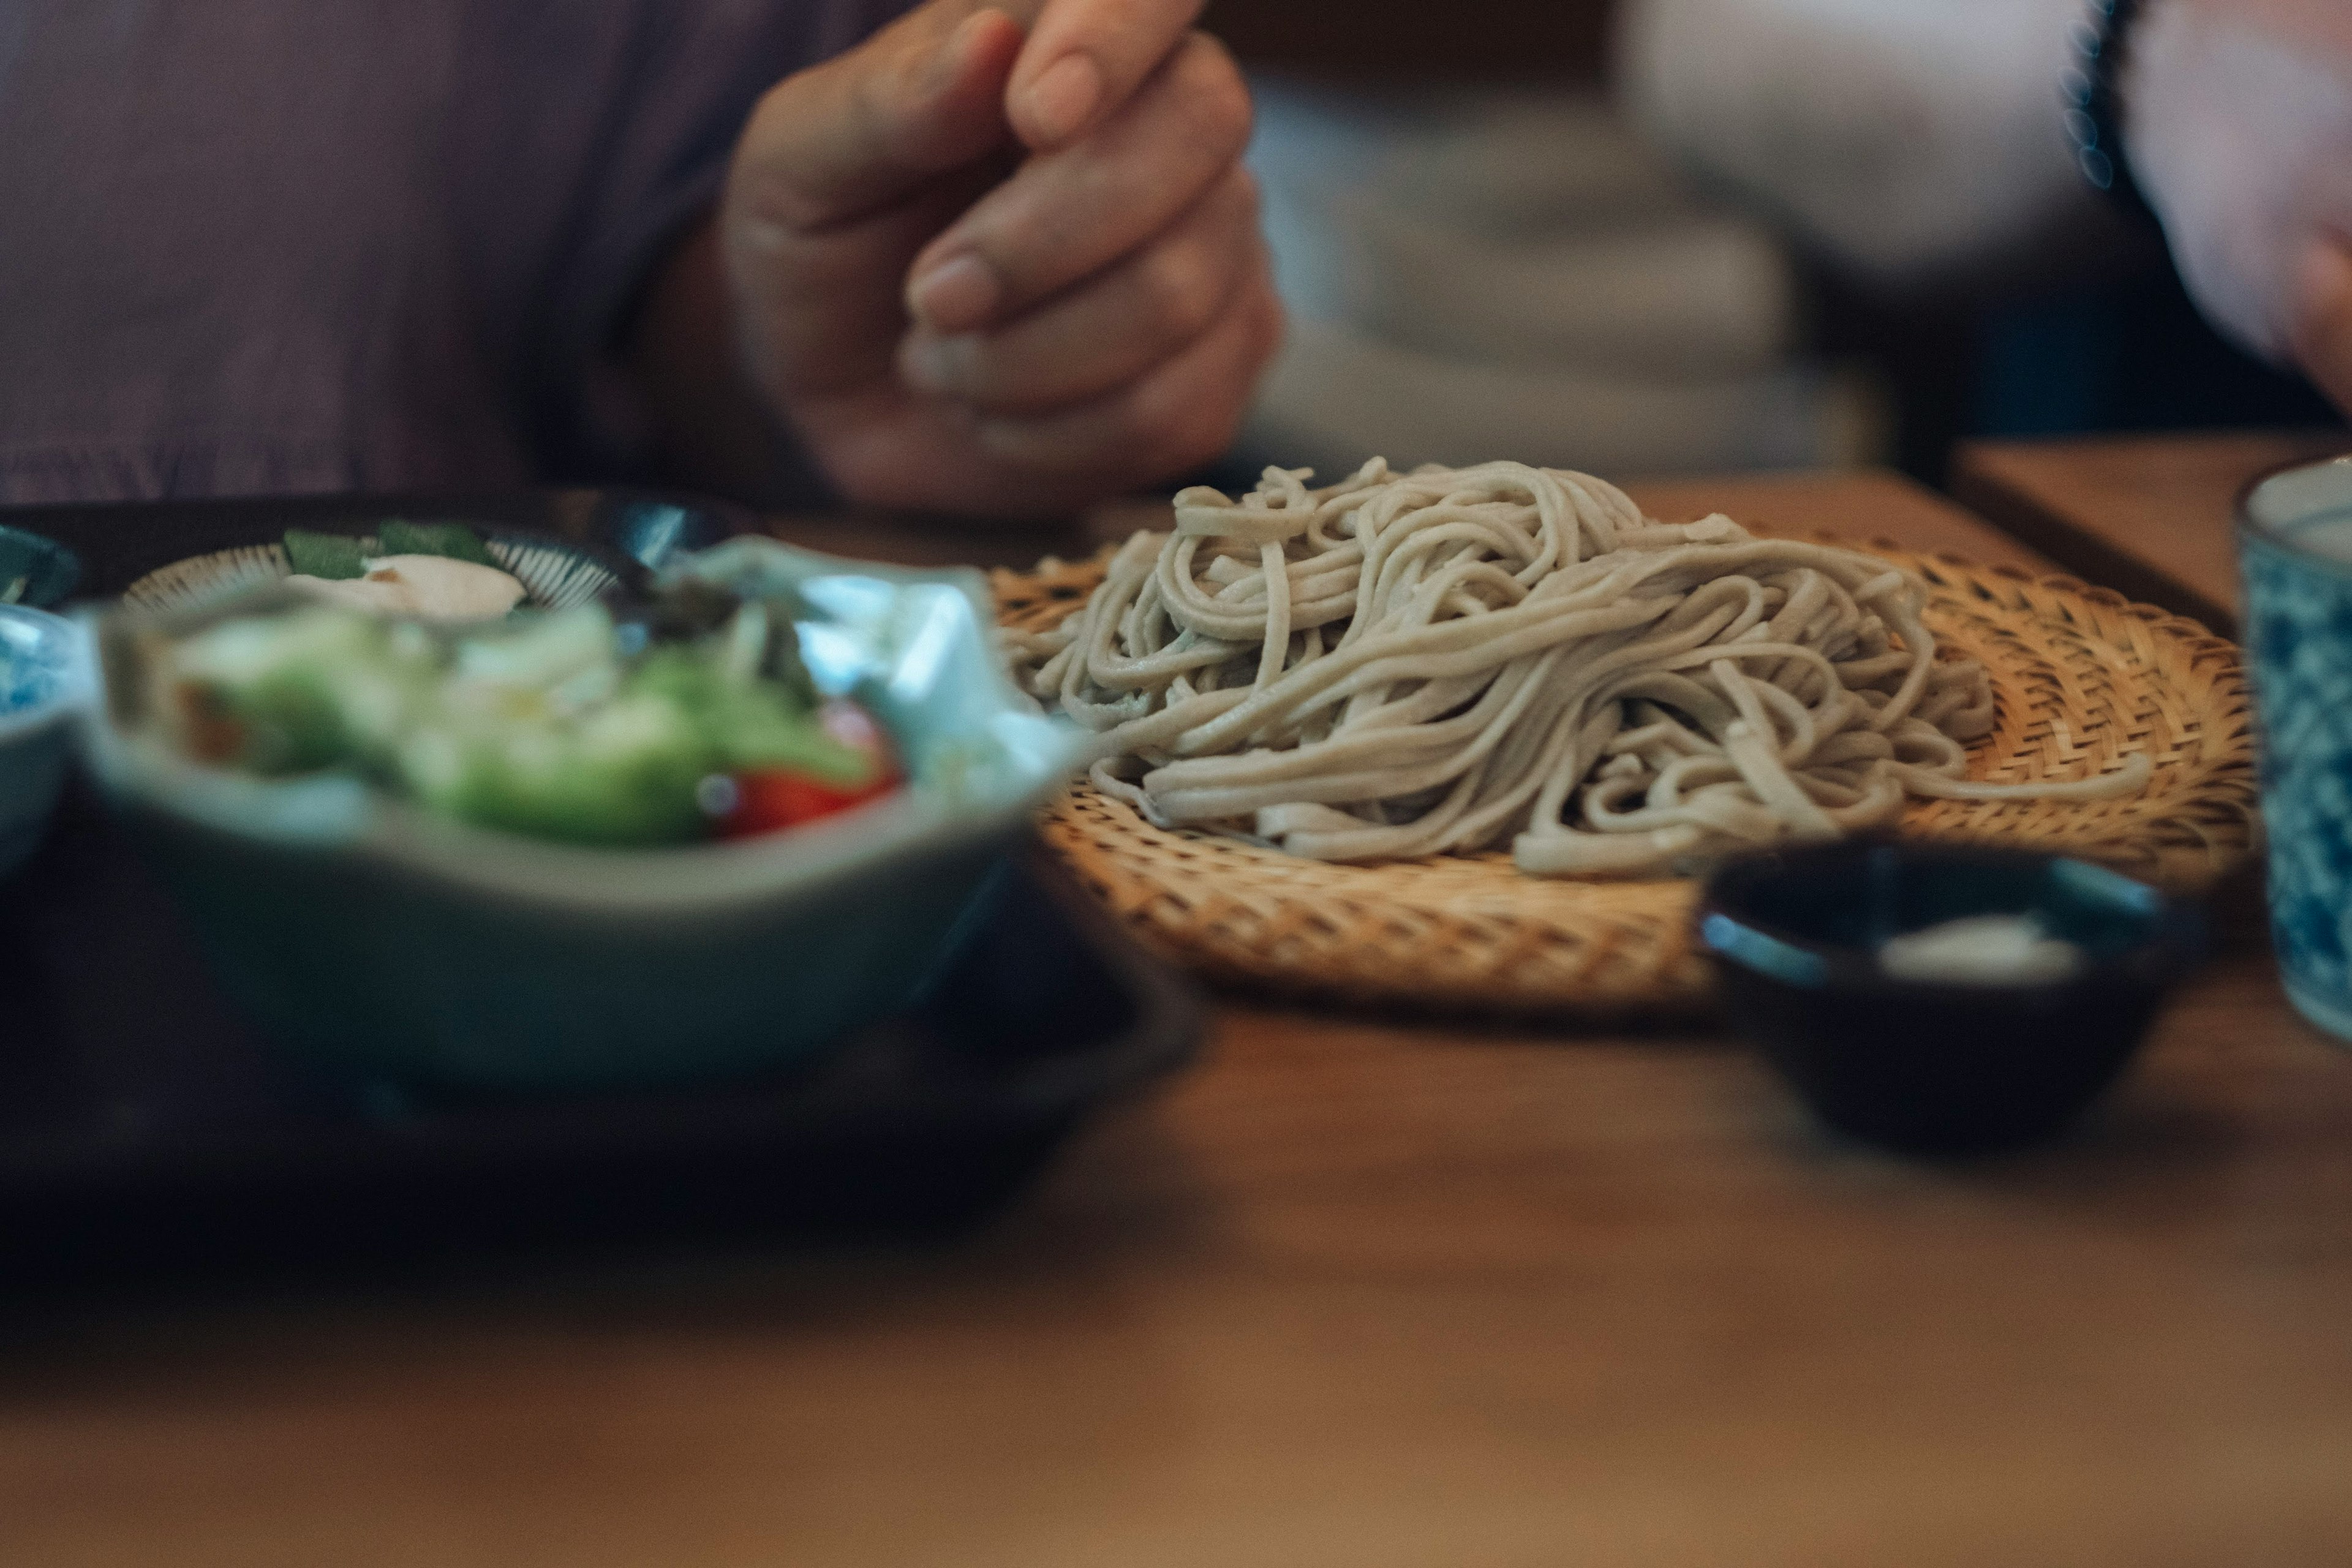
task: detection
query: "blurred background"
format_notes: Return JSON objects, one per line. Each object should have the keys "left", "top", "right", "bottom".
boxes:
{"left": 1202, "top": 0, "right": 2344, "bottom": 486}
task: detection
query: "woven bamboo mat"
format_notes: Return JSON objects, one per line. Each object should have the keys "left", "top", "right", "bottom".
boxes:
{"left": 992, "top": 543, "right": 2258, "bottom": 1014}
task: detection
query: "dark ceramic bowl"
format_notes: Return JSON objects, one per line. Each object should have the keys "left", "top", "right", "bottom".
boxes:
{"left": 1698, "top": 842, "right": 2204, "bottom": 1155}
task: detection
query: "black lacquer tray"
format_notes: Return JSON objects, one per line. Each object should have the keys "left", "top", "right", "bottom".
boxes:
{"left": 0, "top": 491, "right": 1205, "bottom": 1284}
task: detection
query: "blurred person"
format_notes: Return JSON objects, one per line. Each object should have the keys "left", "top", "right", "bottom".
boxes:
{"left": 1618, "top": 0, "right": 2108, "bottom": 288}
{"left": 0, "top": 1, "right": 1277, "bottom": 516}
{"left": 2128, "top": 1, "right": 2352, "bottom": 414}
{"left": 1618, "top": 0, "right": 2352, "bottom": 420}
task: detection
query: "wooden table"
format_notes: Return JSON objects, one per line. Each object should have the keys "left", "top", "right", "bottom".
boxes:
{"left": 1954, "top": 429, "right": 2349, "bottom": 636}
{"left": 9, "top": 469, "right": 2348, "bottom": 1568}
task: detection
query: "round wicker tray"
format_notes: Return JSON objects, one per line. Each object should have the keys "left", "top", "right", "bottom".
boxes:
{"left": 992, "top": 543, "right": 2258, "bottom": 1015}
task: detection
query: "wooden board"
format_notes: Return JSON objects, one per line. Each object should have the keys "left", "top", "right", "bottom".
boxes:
{"left": 7, "top": 469, "right": 2341, "bottom": 1568}
{"left": 1954, "top": 429, "right": 2350, "bottom": 636}
{"left": 5, "top": 949, "right": 2350, "bottom": 1568}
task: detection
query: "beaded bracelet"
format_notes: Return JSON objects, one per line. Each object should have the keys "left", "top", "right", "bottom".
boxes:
{"left": 2063, "top": 0, "right": 2154, "bottom": 221}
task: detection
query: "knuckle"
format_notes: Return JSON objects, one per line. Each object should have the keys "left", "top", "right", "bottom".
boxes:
{"left": 734, "top": 62, "right": 897, "bottom": 235}
{"left": 853, "top": 59, "right": 916, "bottom": 160}
{"left": 1171, "top": 33, "right": 1253, "bottom": 154}
{"left": 731, "top": 92, "right": 825, "bottom": 234}
{"left": 1138, "top": 242, "right": 1223, "bottom": 342}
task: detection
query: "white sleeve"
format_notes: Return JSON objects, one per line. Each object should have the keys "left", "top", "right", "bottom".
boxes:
{"left": 2127, "top": 1, "right": 2352, "bottom": 364}
{"left": 1615, "top": 0, "right": 2097, "bottom": 284}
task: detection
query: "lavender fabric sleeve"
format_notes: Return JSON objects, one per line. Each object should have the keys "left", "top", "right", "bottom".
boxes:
{"left": 516, "top": 0, "right": 915, "bottom": 488}
{"left": 0, "top": 0, "right": 911, "bottom": 505}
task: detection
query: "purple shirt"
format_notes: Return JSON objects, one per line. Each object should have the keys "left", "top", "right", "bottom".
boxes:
{"left": 0, "top": 0, "right": 902, "bottom": 503}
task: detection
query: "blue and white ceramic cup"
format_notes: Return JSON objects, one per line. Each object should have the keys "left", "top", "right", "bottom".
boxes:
{"left": 2241, "top": 454, "right": 2352, "bottom": 1041}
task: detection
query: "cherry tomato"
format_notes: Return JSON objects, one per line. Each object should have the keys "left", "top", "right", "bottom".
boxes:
{"left": 717, "top": 767, "right": 896, "bottom": 837}
{"left": 710, "top": 701, "right": 900, "bottom": 838}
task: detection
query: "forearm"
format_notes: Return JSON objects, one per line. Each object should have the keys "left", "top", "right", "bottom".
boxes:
{"left": 1616, "top": 0, "right": 2111, "bottom": 287}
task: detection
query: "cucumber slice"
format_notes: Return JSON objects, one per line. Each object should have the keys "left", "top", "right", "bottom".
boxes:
{"left": 282, "top": 529, "right": 369, "bottom": 581}
{"left": 377, "top": 520, "right": 497, "bottom": 567}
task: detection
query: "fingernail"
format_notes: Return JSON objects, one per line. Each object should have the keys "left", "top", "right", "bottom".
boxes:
{"left": 908, "top": 252, "right": 1000, "bottom": 332}
{"left": 898, "top": 334, "right": 962, "bottom": 394}
{"left": 1022, "top": 53, "right": 1102, "bottom": 145}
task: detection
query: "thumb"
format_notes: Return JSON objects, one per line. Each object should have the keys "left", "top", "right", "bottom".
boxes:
{"left": 735, "top": 6, "right": 1023, "bottom": 232}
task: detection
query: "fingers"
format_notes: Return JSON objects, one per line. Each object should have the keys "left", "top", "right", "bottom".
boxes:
{"left": 729, "top": 166, "right": 1004, "bottom": 398}
{"left": 731, "top": 6, "right": 1023, "bottom": 235}
{"left": 904, "top": 31, "right": 1251, "bottom": 334}
{"left": 2291, "top": 235, "right": 2352, "bottom": 415}
{"left": 967, "top": 268, "right": 1283, "bottom": 478}
{"left": 1005, "top": 0, "right": 1207, "bottom": 149}
{"left": 897, "top": 167, "right": 1260, "bottom": 413}
{"left": 716, "top": 0, "right": 1267, "bottom": 509}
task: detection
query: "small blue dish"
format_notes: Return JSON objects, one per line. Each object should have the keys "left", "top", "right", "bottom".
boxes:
{"left": 0, "top": 603, "right": 95, "bottom": 878}
{"left": 1699, "top": 842, "right": 2204, "bottom": 1155}
{"left": 0, "top": 524, "right": 82, "bottom": 609}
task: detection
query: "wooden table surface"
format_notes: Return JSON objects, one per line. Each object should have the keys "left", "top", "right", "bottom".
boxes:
{"left": 1954, "top": 429, "right": 2349, "bottom": 636}
{"left": 8, "top": 468, "right": 2347, "bottom": 1568}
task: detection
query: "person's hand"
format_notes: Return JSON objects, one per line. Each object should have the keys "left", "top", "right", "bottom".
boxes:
{"left": 701, "top": 0, "right": 1278, "bottom": 515}
{"left": 2128, "top": 0, "right": 2352, "bottom": 413}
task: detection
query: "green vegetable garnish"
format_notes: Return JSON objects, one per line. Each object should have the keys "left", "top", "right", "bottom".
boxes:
{"left": 162, "top": 593, "right": 877, "bottom": 848}
{"left": 397, "top": 691, "right": 714, "bottom": 846}
{"left": 283, "top": 530, "right": 369, "bottom": 581}
{"left": 377, "top": 521, "right": 497, "bottom": 567}
{"left": 165, "top": 611, "right": 435, "bottom": 775}
{"left": 630, "top": 645, "right": 875, "bottom": 785}
{"left": 282, "top": 521, "right": 498, "bottom": 581}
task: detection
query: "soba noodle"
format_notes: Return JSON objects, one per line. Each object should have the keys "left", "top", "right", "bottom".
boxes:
{"left": 1006, "top": 459, "right": 2149, "bottom": 878}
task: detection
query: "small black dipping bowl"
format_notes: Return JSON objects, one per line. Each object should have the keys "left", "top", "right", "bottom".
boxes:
{"left": 1698, "top": 842, "right": 2205, "bottom": 1155}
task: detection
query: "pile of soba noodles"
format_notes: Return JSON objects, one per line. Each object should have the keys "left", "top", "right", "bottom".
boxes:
{"left": 1005, "top": 459, "right": 2148, "bottom": 878}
